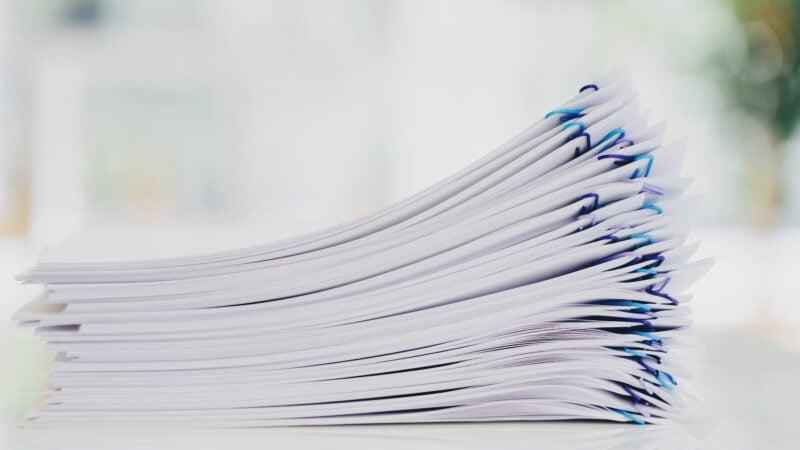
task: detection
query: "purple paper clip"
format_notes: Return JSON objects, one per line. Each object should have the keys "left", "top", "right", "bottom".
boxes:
{"left": 638, "top": 377, "right": 655, "bottom": 395}
{"left": 634, "top": 402, "right": 652, "bottom": 419}
{"left": 622, "top": 385, "right": 642, "bottom": 403}
{"left": 623, "top": 179, "right": 665, "bottom": 196}
{"left": 641, "top": 183, "right": 664, "bottom": 196}
{"left": 637, "top": 358, "right": 658, "bottom": 375}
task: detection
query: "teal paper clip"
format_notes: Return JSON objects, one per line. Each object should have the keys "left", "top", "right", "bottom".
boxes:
{"left": 605, "top": 300, "right": 652, "bottom": 312}
{"left": 632, "top": 330, "right": 660, "bottom": 341}
{"left": 656, "top": 372, "right": 674, "bottom": 391}
{"left": 635, "top": 268, "right": 659, "bottom": 277}
{"left": 642, "top": 204, "right": 663, "bottom": 214}
{"left": 623, "top": 348, "right": 648, "bottom": 358}
{"left": 615, "top": 408, "right": 646, "bottom": 425}
{"left": 545, "top": 109, "right": 583, "bottom": 121}
{"left": 629, "top": 233, "right": 654, "bottom": 247}
{"left": 563, "top": 121, "right": 586, "bottom": 132}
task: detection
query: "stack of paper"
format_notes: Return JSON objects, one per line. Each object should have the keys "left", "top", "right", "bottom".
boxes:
{"left": 15, "top": 66, "right": 712, "bottom": 426}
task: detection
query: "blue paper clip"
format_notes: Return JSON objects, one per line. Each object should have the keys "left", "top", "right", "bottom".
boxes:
{"left": 631, "top": 154, "right": 654, "bottom": 178}
{"left": 597, "top": 129, "right": 626, "bottom": 152}
{"left": 642, "top": 204, "right": 663, "bottom": 214}
{"left": 545, "top": 108, "right": 584, "bottom": 122}
{"left": 563, "top": 121, "right": 586, "bottom": 133}
{"left": 623, "top": 348, "right": 648, "bottom": 358}
{"left": 615, "top": 408, "right": 646, "bottom": 425}
{"left": 629, "top": 233, "right": 654, "bottom": 247}
{"left": 579, "top": 84, "right": 599, "bottom": 93}
{"left": 656, "top": 372, "right": 674, "bottom": 391}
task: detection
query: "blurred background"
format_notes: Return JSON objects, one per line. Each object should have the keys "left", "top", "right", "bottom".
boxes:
{"left": 0, "top": 0, "right": 799, "bottom": 444}
{"left": 3, "top": 0, "right": 800, "bottom": 324}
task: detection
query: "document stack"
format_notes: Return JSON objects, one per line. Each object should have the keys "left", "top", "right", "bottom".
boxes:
{"left": 15, "top": 66, "right": 711, "bottom": 426}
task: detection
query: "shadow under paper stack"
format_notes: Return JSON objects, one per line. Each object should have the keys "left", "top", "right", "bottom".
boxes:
{"left": 14, "top": 66, "right": 712, "bottom": 426}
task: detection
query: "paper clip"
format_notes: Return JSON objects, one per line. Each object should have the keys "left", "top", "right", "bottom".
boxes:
{"left": 638, "top": 377, "right": 655, "bottom": 395}
{"left": 635, "top": 268, "right": 659, "bottom": 277}
{"left": 563, "top": 121, "right": 586, "bottom": 134}
{"left": 651, "top": 273, "right": 672, "bottom": 292}
{"left": 646, "top": 286, "right": 679, "bottom": 305}
{"left": 656, "top": 372, "right": 674, "bottom": 391}
{"left": 579, "top": 84, "right": 599, "bottom": 93}
{"left": 599, "top": 251, "right": 641, "bottom": 264}
{"left": 615, "top": 408, "right": 646, "bottom": 425}
{"left": 545, "top": 108, "right": 584, "bottom": 122}
{"left": 629, "top": 233, "right": 654, "bottom": 247}
{"left": 642, "top": 204, "right": 663, "bottom": 214}
{"left": 578, "top": 192, "right": 600, "bottom": 214}
{"left": 631, "top": 154, "right": 654, "bottom": 178}
{"left": 623, "top": 348, "right": 648, "bottom": 358}
{"left": 639, "top": 182, "right": 664, "bottom": 196}
{"left": 616, "top": 138, "right": 635, "bottom": 148}
{"left": 622, "top": 385, "right": 642, "bottom": 403}
{"left": 641, "top": 254, "right": 665, "bottom": 266}
{"left": 597, "top": 153, "right": 634, "bottom": 163}
{"left": 632, "top": 330, "right": 660, "bottom": 342}
{"left": 597, "top": 129, "right": 626, "bottom": 152}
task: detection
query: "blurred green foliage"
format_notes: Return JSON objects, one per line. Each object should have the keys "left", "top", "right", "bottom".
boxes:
{"left": 724, "top": 0, "right": 800, "bottom": 142}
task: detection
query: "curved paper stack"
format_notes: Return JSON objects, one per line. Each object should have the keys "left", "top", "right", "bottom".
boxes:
{"left": 15, "top": 67, "right": 712, "bottom": 426}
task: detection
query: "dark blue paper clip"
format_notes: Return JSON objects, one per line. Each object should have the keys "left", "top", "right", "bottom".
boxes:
{"left": 646, "top": 287, "right": 679, "bottom": 305}
{"left": 598, "top": 153, "right": 634, "bottom": 163}
{"left": 598, "top": 251, "right": 641, "bottom": 264}
{"left": 579, "top": 84, "right": 599, "bottom": 93}
{"left": 616, "top": 139, "right": 635, "bottom": 148}
{"left": 578, "top": 192, "right": 600, "bottom": 214}
{"left": 652, "top": 273, "right": 672, "bottom": 292}
{"left": 642, "top": 254, "right": 665, "bottom": 266}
